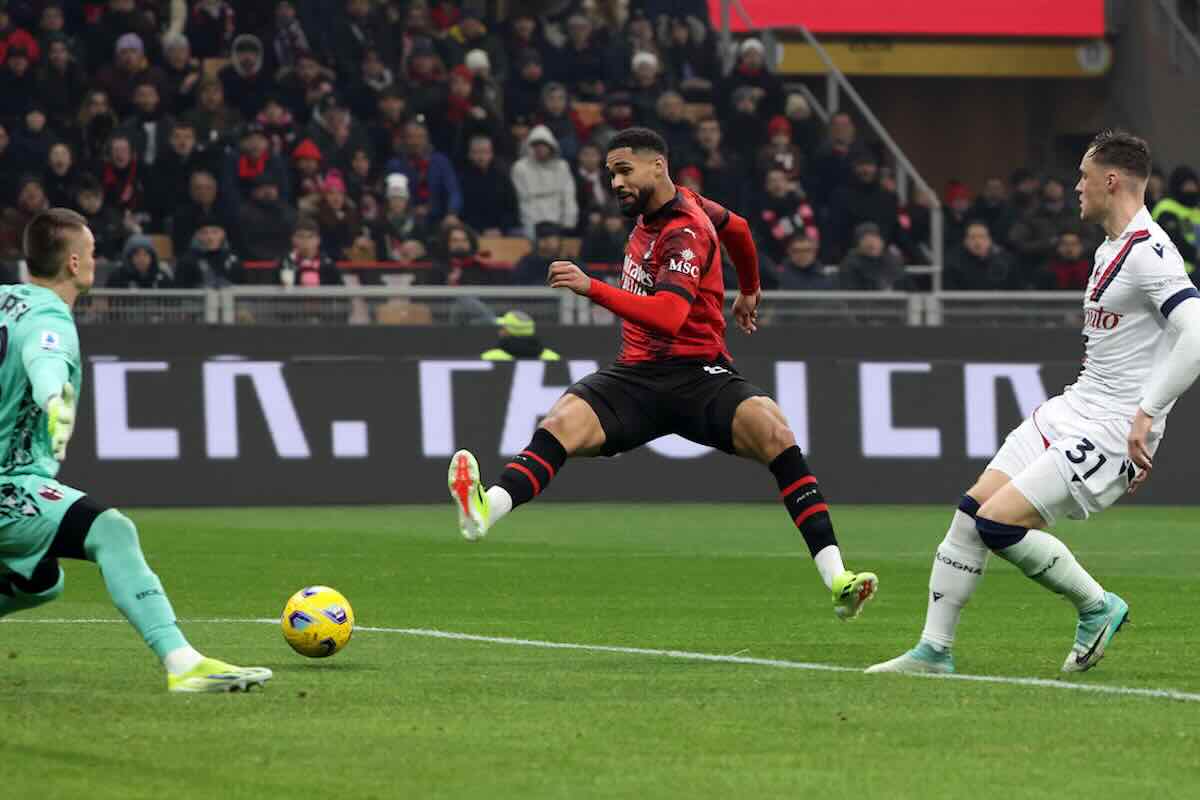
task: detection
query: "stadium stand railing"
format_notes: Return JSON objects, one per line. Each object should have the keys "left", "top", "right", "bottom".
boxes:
{"left": 76, "top": 288, "right": 1092, "bottom": 328}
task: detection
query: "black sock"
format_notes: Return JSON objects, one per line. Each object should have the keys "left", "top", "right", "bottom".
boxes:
{"left": 770, "top": 445, "right": 838, "bottom": 557}
{"left": 498, "top": 428, "right": 568, "bottom": 508}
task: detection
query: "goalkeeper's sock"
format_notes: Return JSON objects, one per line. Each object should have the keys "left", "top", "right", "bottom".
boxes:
{"left": 919, "top": 496, "right": 990, "bottom": 651}
{"left": 0, "top": 560, "right": 64, "bottom": 617}
{"left": 496, "top": 428, "right": 567, "bottom": 512}
{"left": 84, "top": 509, "right": 190, "bottom": 660}
{"left": 770, "top": 445, "right": 841, "bottom": 588}
{"left": 977, "top": 518, "right": 1105, "bottom": 613}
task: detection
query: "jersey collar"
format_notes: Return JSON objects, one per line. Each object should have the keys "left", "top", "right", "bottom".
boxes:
{"left": 1115, "top": 206, "right": 1153, "bottom": 240}
{"left": 640, "top": 191, "right": 680, "bottom": 227}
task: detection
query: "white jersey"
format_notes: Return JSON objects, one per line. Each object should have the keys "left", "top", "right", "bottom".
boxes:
{"left": 1063, "top": 207, "right": 1198, "bottom": 424}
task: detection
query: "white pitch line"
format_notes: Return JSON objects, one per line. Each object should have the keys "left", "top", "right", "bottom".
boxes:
{"left": 7, "top": 617, "right": 1200, "bottom": 704}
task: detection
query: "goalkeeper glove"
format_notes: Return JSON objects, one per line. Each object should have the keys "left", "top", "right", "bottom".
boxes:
{"left": 47, "top": 383, "right": 76, "bottom": 461}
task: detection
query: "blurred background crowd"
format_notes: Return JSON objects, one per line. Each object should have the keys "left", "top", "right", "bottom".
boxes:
{"left": 0, "top": 0, "right": 1197, "bottom": 293}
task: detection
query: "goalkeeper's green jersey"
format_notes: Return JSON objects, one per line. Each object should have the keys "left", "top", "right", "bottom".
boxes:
{"left": 0, "top": 284, "right": 81, "bottom": 480}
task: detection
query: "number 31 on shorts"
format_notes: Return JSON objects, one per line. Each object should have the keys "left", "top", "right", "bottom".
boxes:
{"left": 1065, "top": 438, "right": 1109, "bottom": 480}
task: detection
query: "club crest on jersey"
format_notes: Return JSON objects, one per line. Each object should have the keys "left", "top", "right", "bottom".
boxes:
{"left": 38, "top": 485, "right": 64, "bottom": 502}
{"left": 1084, "top": 306, "right": 1122, "bottom": 330}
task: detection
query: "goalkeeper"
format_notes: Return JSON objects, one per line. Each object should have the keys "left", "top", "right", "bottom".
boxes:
{"left": 0, "top": 209, "right": 272, "bottom": 693}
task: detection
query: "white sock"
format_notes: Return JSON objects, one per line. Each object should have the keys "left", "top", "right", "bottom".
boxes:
{"left": 813, "top": 545, "right": 845, "bottom": 590}
{"left": 163, "top": 645, "right": 204, "bottom": 676}
{"left": 920, "top": 510, "right": 989, "bottom": 651}
{"left": 485, "top": 485, "right": 513, "bottom": 527}
{"left": 997, "top": 529, "right": 1105, "bottom": 613}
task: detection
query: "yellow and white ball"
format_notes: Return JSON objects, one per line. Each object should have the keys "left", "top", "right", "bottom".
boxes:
{"left": 281, "top": 586, "right": 355, "bottom": 658}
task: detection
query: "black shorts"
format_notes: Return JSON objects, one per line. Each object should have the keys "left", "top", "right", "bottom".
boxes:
{"left": 565, "top": 355, "right": 768, "bottom": 456}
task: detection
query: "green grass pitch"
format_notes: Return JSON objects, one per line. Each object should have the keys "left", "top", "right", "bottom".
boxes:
{"left": 3, "top": 504, "right": 1199, "bottom": 799}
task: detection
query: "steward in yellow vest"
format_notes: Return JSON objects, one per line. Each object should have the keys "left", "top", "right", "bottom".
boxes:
{"left": 481, "top": 310, "right": 561, "bottom": 361}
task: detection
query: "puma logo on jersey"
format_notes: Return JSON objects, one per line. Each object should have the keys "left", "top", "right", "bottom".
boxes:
{"left": 683, "top": 227, "right": 697, "bottom": 238}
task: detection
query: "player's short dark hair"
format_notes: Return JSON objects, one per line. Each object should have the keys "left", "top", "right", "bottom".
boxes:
{"left": 23, "top": 208, "right": 87, "bottom": 279}
{"left": 1087, "top": 129, "right": 1151, "bottom": 179}
{"left": 606, "top": 127, "right": 668, "bottom": 160}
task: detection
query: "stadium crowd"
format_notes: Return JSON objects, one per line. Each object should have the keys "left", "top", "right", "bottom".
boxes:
{"left": 0, "top": 0, "right": 1198, "bottom": 292}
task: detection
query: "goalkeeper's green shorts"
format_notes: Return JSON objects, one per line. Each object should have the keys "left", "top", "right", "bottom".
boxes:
{"left": 0, "top": 475, "right": 86, "bottom": 580}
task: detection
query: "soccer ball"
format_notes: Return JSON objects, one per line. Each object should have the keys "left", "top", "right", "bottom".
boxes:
{"left": 281, "top": 586, "right": 355, "bottom": 658}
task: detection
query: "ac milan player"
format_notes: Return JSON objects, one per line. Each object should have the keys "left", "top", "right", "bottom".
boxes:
{"left": 447, "top": 128, "right": 878, "bottom": 619}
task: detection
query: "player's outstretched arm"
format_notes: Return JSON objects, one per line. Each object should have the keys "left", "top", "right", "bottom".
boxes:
{"left": 718, "top": 211, "right": 762, "bottom": 296}
{"left": 547, "top": 260, "right": 690, "bottom": 337}
{"left": 1129, "top": 297, "right": 1200, "bottom": 492}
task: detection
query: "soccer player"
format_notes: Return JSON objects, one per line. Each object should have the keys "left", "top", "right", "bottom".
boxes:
{"left": 448, "top": 128, "right": 878, "bottom": 619}
{"left": 869, "top": 130, "right": 1200, "bottom": 675}
{"left": 0, "top": 209, "right": 272, "bottom": 692}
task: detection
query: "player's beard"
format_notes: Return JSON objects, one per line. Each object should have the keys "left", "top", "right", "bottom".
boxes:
{"left": 617, "top": 184, "right": 653, "bottom": 218}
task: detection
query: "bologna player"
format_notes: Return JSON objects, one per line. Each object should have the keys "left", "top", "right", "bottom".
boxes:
{"left": 448, "top": 128, "right": 878, "bottom": 620}
{"left": 0, "top": 210, "right": 271, "bottom": 692}
{"left": 870, "top": 131, "right": 1200, "bottom": 675}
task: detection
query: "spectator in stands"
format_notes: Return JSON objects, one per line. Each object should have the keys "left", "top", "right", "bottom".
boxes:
{"left": 1152, "top": 166, "right": 1200, "bottom": 274}
{"left": 827, "top": 150, "right": 899, "bottom": 262}
{"left": 0, "top": 44, "right": 34, "bottom": 121}
{"left": 656, "top": 91, "right": 698, "bottom": 169}
{"left": 231, "top": 122, "right": 290, "bottom": 203}
{"left": 35, "top": 35, "right": 87, "bottom": 132}
{"left": 43, "top": 141, "right": 80, "bottom": 207}
{"left": 13, "top": 106, "right": 54, "bottom": 166}
{"left": 368, "top": 87, "right": 410, "bottom": 162}
{"left": 386, "top": 119, "right": 463, "bottom": 228}
{"left": 239, "top": 174, "right": 297, "bottom": 262}
{"left": 434, "top": 64, "right": 503, "bottom": 163}
{"left": 76, "top": 175, "right": 127, "bottom": 261}
{"left": 0, "top": 123, "right": 15, "bottom": 207}
{"left": 188, "top": 0, "right": 237, "bottom": 60}
{"left": 662, "top": 15, "right": 719, "bottom": 100}
{"left": 693, "top": 117, "right": 745, "bottom": 211}
{"left": 1146, "top": 167, "right": 1167, "bottom": 208}
{"left": 88, "top": 0, "right": 140, "bottom": 70}
{"left": 267, "top": 1, "right": 313, "bottom": 75}
{"left": 447, "top": 9, "right": 507, "bottom": 81}
{"left": 899, "top": 187, "right": 936, "bottom": 265}
{"left": 587, "top": 93, "right": 637, "bottom": 153}
{"left": 629, "top": 52, "right": 668, "bottom": 124}
{"left": 758, "top": 115, "right": 805, "bottom": 185}
{"left": 148, "top": 121, "right": 205, "bottom": 229}
{"left": 839, "top": 222, "right": 907, "bottom": 291}
{"left": 1040, "top": 227, "right": 1091, "bottom": 291}
{"left": 101, "top": 132, "right": 147, "bottom": 226}
{"left": 95, "top": 33, "right": 167, "bottom": 117}
{"left": 175, "top": 222, "right": 244, "bottom": 288}
{"left": 505, "top": 13, "right": 549, "bottom": 67}
{"left": 313, "top": 170, "right": 364, "bottom": 259}
{"left": 784, "top": 93, "right": 824, "bottom": 160}
{"left": 0, "top": 177, "right": 50, "bottom": 259}
{"left": 968, "top": 176, "right": 1016, "bottom": 249}
{"left": 161, "top": 34, "right": 202, "bottom": 115}
{"left": 754, "top": 167, "right": 818, "bottom": 263}
{"left": 725, "top": 87, "right": 768, "bottom": 159}
{"left": 944, "top": 220, "right": 1021, "bottom": 290}
{"left": 721, "top": 38, "right": 783, "bottom": 118}
{"left": 536, "top": 82, "right": 580, "bottom": 165}
{"left": 308, "top": 95, "right": 371, "bottom": 172}
{"left": 808, "top": 111, "right": 858, "bottom": 208}
{"left": 291, "top": 137, "right": 324, "bottom": 204}
{"left": 184, "top": 77, "right": 243, "bottom": 146}
{"left": 775, "top": 234, "right": 833, "bottom": 291}
{"left": 277, "top": 50, "right": 334, "bottom": 124}
{"left": 574, "top": 142, "right": 611, "bottom": 231}
{"left": 430, "top": 223, "right": 494, "bottom": 286}
{"left": 257, "top": 96, "right": 298, "bottom": 159}
{"left": 346, "top": 47, "right": 396, "bottom": 121}
{"left": 512, "top": 124, "right": 578, "bottom": 240}
{"left": 278, "top": 216, "right": 342, "bottom": 286}
{"left": 36, "top": 4, "right": 77, "bottom": 59}
{"left": 460, "top": 134, "right": 519, "bottom": 236}
{"left": 106, "top": 234, "right": 172, "bottom": 289}
{"left": 581, "top": 211, "right": 629, "bottom": 266}
{"left": 506, "top": 48, "right": 547, "bottom": 122}
{"left": 220, "top": 34, "right": 271, "bottom": 119}
{"left": 942, "top": 180, "right": 972, "bottom": 249}
{"left": 512, "top": 221, "right": 563, "bottom": 285}
{"left": 345, "top": 146, "right": 377, "bottom": 202}
{"left": 332, "top": 0, "right": 393, "bottom": 79}
{"left": 372, "top": 173, "right": 429, "bottom": 262}
{"left": 403, "top": 37, "right": 447, "bottom": 114}
{"left": 0, "top": 4, "right": 38, "bottom": 65}
{"left": 481, "top": 310, "right": 561, "bottom": 361}
{"left": 171, "top": 169, "right": 231, "bottom": 255}
{"left": 1007, "top": 176, "right": 1079, "bottom": 273}
{"left": 1009, "top": 167, "right": 1042, "bottom": 217}
{"left": 552, "top": 12, "right": 607, "bottom": 100}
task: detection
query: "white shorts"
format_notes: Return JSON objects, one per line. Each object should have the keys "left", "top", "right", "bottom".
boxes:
{"left": 986, "top": 395, "right": 1159, "bottom": 526}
